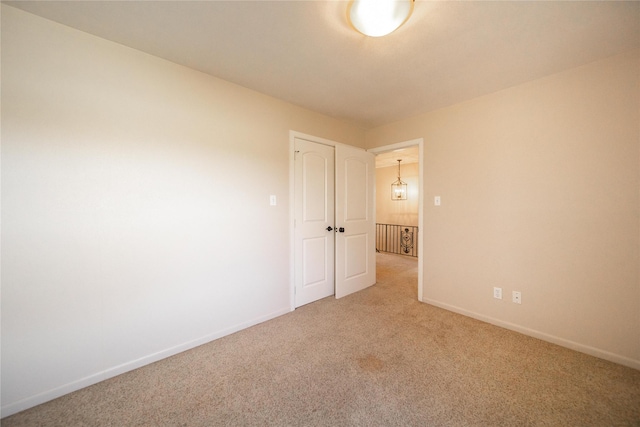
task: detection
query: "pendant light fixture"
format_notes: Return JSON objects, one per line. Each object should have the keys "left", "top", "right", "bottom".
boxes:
{"left": 348, "top": 0, "right": 415, "bottom": 37}
{"left": 391, "top": 159, "right": 407, "bottom": 200}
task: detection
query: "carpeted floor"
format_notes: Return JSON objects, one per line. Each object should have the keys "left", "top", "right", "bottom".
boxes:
{"left": 3, "top": 253, "right": 640, "bottom": 426}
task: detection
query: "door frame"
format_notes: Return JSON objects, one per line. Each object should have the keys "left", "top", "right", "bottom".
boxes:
{"left": 367, "top": 138, "right": 425, "bottom": 301}
{"left": 289, "top": 131, "right": 344, "bottom": 311}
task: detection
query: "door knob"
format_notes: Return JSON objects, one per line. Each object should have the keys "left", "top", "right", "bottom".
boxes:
{"left": 339, "top": 227, "right": 345, "bottom": 233}
{"left": 326, "top": 226, "right": 333, "bottom": 231}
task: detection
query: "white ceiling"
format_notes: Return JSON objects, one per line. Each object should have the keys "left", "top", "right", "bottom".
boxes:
{"left": 6, "top": 1, "right": 640, "bottom": 129}
{"left": 375, "top": 146, "right": 419, "bottom": 169}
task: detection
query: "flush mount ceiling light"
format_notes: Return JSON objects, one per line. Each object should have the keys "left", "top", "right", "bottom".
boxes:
{"left": 348, "top": 0, "right": 415, "bottom": 37}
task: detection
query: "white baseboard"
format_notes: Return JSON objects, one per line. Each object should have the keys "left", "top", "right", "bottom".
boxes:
{"left": 1, "top": 306, "right": 291, "bottom": 418}
{"left": 423, "top": 298, "right": 640, "bottom": 371}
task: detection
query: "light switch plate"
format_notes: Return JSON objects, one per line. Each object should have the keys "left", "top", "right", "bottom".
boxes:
{"left": 270, "top": 195, "right": 277, "bottom": 206}
{"left": 434, "top": 196, "right": 441, "bottom": 206}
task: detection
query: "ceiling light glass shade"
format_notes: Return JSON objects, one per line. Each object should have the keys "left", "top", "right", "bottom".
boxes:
{"left": 349, "top": 0, "right": 414, "bottom": 37}
{"left": 391, "top": 180, "right": 407, "bottom": 200}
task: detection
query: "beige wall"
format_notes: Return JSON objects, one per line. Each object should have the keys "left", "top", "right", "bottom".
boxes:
{"left": 366, "top": 49, "right": 640, "bottom": 369}
{"left": 375, "top": 163, "right": 419, "bottom": 226}
{"left": 1, "top": 5, "right": 365, "bottom": 415}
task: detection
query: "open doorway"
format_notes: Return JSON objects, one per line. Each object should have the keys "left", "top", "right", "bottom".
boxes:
{"left": 368, "top": 139, "right": 424, "bottom": 301}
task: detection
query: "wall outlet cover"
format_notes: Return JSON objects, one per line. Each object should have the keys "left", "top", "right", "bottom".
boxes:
{"left": 513, "top": 291, "right": 522, "bottom": 304}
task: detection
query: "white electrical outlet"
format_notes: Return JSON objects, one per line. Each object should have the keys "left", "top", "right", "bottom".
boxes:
{"left": 493, "top": 287, "right": 502, "bottom": 300}
{"left": 512, "top": 291, "right": 522, "bottom": 304}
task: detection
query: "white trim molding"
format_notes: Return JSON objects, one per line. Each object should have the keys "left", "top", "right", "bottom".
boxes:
{"left": 424, "top": 298, "right": 640, "bottom": 371}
